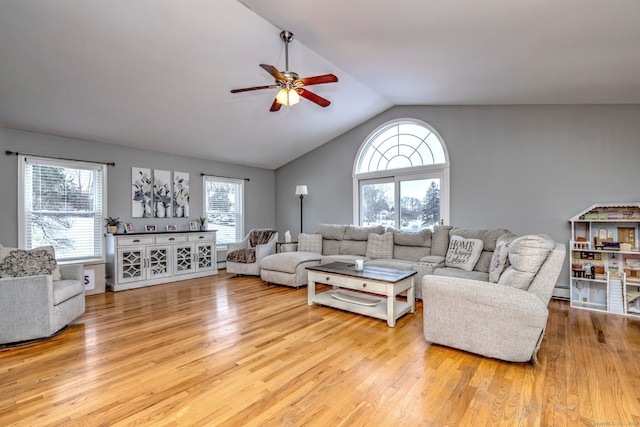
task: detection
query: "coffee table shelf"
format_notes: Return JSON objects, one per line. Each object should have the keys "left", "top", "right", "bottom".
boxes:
{"left": 306, "top": 262, "right": 416, "bottom": 327}
{"left": 313, "top": 290, "right": 412, "bottom": 324}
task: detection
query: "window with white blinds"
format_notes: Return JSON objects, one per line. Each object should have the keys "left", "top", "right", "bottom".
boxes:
{"left": 203, "top": 176, "right": 244, "bottom": 246}
{"left": 19, "top": 155, "right": 107, "bottom": 261}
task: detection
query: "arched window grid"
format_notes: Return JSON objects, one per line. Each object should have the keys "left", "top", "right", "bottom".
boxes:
{"left": 356, "top": 121, "right": 446, "bottom": 175}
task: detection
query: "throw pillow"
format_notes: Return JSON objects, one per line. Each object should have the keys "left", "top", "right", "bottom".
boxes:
{"left": 366, "top": 232, "right": 394, "bottom": 259}
{"left": 488, "top": 233, "right": 517, "bottom": 283}
{"left": 297, "top": 233, "right": 322, "bottom": 254}
{"left": 0, "top": 246, "right": 61, "bottom": 279}
{"left": 497, "top": 234, "right": 555, "bottom": 290}
{"left": 444, "top": 236, "right": 484, "bottom": 272}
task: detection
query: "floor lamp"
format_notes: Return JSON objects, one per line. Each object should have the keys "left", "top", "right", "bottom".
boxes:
{"left": 295, "top": 185, "right": 308, "bottom": 234}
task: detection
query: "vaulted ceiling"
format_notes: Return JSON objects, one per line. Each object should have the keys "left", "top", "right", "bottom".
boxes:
{"left": 1, "top": 0, "right": 638, "bottom": 169}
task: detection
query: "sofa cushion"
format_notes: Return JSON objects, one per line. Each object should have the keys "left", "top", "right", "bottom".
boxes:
{"left": 488, "top": 232, "right": 518, "bottom": 283}
{"left": 444, "top": 236, "right": 484, "bottom": 272}
{"left": 261, "top": 252, "right": 323, "bottom": 274}
{"left": 498, "top": 234, "right": 555, "bottom": 290}
{"left": 339, "top": 240, "right": 368, "bottom": 256}
{"left": 431, "top": 226, "right": 453, "bottom": 257}
{"left": 393, "top": 245, "right": 431, "bottom": 262}
{"left": 0, "top": 246, "right": 61, "bottom": 280}
{"left": 391, "top": 228, "right": 432, "bottom": 261}
{"left": 344, "top": 225, "right": 384, "bottom": 240}
{"left": 391, "top": 228, "right": 432, "bottom": 247}
{"left": 366, "top": 232, "right": 394, "bottom": 259}
{"left": 322, "top": 240, "right": 341, "bottom": 256}
{"left": 52, "top": 279, "right": 84, "bottom": 305}
{"left": 298, "top": 233, "right": 322, "bottom": 254}
{"left": 314, "top": 224, "right": 346, "bottom": 240}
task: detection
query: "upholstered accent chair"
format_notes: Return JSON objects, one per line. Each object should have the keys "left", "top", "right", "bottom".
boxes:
{"left": 0, "top": 245, "right": 85, "bottom": 346}
{"left": 226, "top": 229, "right": 278, "bottom": 276}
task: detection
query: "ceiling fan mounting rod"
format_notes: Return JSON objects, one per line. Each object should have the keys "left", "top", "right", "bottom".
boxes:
{"left": 280, "top": 30, "right": 294, "bottom": 73}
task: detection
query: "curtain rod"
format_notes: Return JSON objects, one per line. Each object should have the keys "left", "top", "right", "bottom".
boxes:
{"left": 200, "top": 173, "right": 250, "bottom": 181}
{"left": 5, "top": 150, "right": 116, "bottom": 167}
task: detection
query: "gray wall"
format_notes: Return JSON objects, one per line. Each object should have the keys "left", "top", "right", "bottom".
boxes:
{"left": 275, "top": 104, "right": 640, "bottom": 290}
{"left": 0, "top": 127, "right": 275, "bottom": 246}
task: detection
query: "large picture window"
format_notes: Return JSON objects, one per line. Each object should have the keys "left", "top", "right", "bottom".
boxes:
{"left": 353, "top": 119, "right": 449, "bottom": 230}
{"left": 203, "top": 176, "right": 244, "bottom": 246}
{"left": 19, "top": 155, "right": 107, "bottom": 262}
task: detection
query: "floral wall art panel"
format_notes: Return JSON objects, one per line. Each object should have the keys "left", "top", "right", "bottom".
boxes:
{"left": 173, "top": 171, "right": 190, "bottom": 218}
{"left": 153, "top": 169, "right": 172, "bottom": 218}
{"left": 132, "top": 167, "right": 152, "bottom": 218}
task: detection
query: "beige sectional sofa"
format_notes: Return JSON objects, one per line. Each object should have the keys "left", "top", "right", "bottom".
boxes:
{"left": 260, "top": 223, "right": 515, "bottom": 300}
{"left": 260, "top": 223, "right": 566, "bottom": 363}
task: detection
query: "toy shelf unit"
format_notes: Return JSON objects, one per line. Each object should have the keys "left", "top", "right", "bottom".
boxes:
{"left": 569, "top": 203, "right": 640, "bottom": 316}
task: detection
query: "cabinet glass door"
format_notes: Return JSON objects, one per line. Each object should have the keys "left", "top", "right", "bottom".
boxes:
{"left": 174, "top": 243, "right": 195, "bottom": 275}
{"left": 196, "top": 242, "right": 215, "bottom": 272}
{"left": 118, "top": 247, "right": 145, "bottom": 283}
{"left": 147, "top": 245, "right": 172, "bottom": 279}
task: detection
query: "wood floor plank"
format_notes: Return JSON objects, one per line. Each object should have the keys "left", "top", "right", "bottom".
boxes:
{"left": 3, "top": 272, "right": 640, "bottom": 426}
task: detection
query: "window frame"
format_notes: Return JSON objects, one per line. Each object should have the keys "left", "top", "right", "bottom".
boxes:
{"left": 18, "top": 155, "right": 108, "bottom": 263}
{"left": 353, "top": 118, "right": 450, "bottom": 228}
{"left": 202, "top": 175, "right": 244, "bottom": 248}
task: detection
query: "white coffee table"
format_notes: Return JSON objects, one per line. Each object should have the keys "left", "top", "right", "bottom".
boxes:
{"left": 306, "top": 262, "right": 416, "bottom": 327}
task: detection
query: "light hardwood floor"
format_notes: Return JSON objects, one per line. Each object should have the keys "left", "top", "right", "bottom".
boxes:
{"left": 2, "top": 271, "right": 640, "bottom": 426}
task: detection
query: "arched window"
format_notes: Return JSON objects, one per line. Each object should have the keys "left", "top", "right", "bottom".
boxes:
{"left": 353, "top": 119, "right": 450, "bottom": 230}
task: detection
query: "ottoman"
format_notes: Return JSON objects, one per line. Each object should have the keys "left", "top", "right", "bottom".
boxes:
{"left": 260, "top": 251, "right": 323, "bottom": 288}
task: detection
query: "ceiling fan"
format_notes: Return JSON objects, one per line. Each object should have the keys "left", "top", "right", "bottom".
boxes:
{"left": 230, "top": 30, "right": 339, "bottom": 112}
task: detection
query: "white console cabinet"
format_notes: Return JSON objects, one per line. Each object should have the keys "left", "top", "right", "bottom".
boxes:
{"left": 106, "top": 231, "right": 217, "bottom": 292}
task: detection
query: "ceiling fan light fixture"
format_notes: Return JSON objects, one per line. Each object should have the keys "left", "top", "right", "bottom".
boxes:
{"left": 276, "top": 88, "right": 300, "bottom": 106}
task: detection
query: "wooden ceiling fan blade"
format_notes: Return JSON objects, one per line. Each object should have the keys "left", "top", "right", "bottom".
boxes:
{"left": 269, "top": 98, "right": 282, "bottom": 112}
{"left": 298, "top": 74, "right": 339, "bottom": 86}
{"left": 230, "top": 85, "right": 277, "bottom": 93}
{"left": 296, "top": 88, "right": 331, "bottom": 107}
{"left": 260, "top": 64, "right": 286, "bottom": 81}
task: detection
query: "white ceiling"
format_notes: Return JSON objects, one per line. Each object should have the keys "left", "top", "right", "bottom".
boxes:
{"left": 1, "top": 0, "right": 639, "bottom": 169}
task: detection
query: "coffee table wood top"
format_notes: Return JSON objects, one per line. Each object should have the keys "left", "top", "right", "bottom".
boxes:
{"left": 307, "top": 262, "right": 416, "bottom": 283}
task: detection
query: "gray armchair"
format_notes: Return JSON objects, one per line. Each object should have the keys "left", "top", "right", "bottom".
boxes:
{"left": 0, "top": 264, "right": 85, "bottom": 346}
{"left": 226, "top": 229, "right": 278, "bottom": 276}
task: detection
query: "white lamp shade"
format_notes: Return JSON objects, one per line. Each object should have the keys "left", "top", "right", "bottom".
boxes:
{"left": 295, "top": 185, "right": 308, "bottom": 196}
{"left": 276, "top": 88, "right": 301, "bottom": 106}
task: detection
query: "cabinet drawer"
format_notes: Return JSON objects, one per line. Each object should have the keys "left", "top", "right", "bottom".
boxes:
{"left": 156, "top": 234, "right": 187, "bottom": 244}
{"left": 188, "top": 232, "right": 214, "bottom": 242}
{"left": 348, "top": 280, "right": 387, "bottom": 293}
{"left": 314, "top": 273, "right": 348, "bottom": 287}
{"left": 117, "top": 236, "right": 154, "bottom": 246}
{"left": 312, "top": 272, "right": 387, "bottom": 293}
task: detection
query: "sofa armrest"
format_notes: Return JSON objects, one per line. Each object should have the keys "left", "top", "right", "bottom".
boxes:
{"left": 59, "top": 264, "right": 84, "bottom": 282}
{"left": 255, "top": 241, "right": 277, "bottom": 261}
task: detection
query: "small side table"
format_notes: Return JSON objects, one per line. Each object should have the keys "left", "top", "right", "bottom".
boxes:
{"left": 276, "top": 241, "right": 298, "bottom": 253}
